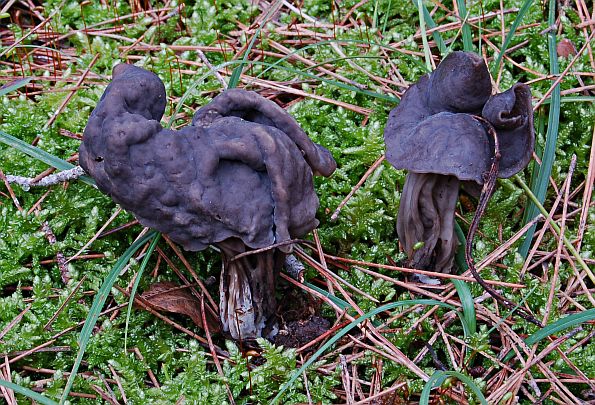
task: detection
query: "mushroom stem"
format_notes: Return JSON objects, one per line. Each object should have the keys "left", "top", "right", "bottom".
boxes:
{"left": 218, "top": 239, "right": 283, "bottom": 342}
{"left": 397, "top": 172, "right": 459, "bottom": 273}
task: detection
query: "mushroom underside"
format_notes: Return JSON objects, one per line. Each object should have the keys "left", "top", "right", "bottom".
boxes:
{"left": 217, "top": 239, "right": 284, "bottom": 342}
{"left": 397, "top": 172, "right": 460, "bottom": 273}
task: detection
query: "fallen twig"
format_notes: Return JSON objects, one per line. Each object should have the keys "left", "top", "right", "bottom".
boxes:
{"left": 331, "top": 155, "right": 385, "bottom": 221}
{"left": 466, "top": 116, "right": 542, "bottom": 327}
{"left": 5, "top": 166, "right": 86, "bottom": 190}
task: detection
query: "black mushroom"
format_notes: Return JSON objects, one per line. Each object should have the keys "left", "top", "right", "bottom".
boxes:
{"left": 79, "top": 64, "right": 336, "bottom": 342}
{"left": 384, "top": 51, "right": 534, "bottom": 276}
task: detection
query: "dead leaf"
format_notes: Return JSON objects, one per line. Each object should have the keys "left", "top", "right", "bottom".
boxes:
{"left": 557, "top": 38, "right": 577, "bottom": 58}
{"left": 141, "top": 281, "right": 221, "bottom": 333}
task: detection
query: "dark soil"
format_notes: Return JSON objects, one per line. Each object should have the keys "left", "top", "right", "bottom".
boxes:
{"left": 274, "top": 315, "right": 330, "bottom": 349}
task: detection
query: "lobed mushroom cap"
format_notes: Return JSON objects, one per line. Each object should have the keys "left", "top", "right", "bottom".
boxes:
{"left": 387, "top": 112, "right": 492, "bottom": 183}
{"left": 384, "top": 51, "right": 534, "bottom": 184}
{"left": 79, "top": 64, "right": 167, "bottom": 195}
{"left": 482, "top": 83, "right": 534, "bottom": 178}
{"left": 426, "top": 51, "right": 492, "bottom": 114}
{"left": 193, "top": 89, "right": 336, "bottom": 177}
{"left": 80, "top": 64, "right": 336, "bottom": 252}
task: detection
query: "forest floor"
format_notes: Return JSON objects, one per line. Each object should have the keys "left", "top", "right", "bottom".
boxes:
{"left": 0, "top": 0, "right": 594, "bottom": 403}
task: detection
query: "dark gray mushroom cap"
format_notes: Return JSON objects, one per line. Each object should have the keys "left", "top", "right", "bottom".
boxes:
{"left": 193, "top": 89, "right": 336, "bottom": 177}
{"left": 384, "top": 51, "right": 534, "bottom": 184}
{"left": 426, "top": 51, "right": 492, "bottom": 114}
{"left": 482, "top": 83, "right": 534, "bottom": 178}
{"left": 80, "top": 64, "right": 336, "bottom": 253}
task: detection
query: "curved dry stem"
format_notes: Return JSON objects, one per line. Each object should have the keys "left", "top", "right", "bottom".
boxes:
{"left": 218, "top": 239, "right": 284, "bottom": 342}
{"left": 465, "top": 116, "right": 542, "bottom": 327}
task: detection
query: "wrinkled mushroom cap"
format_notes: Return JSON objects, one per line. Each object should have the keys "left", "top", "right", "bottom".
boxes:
{"left": 193, "top": 89, "right": 337, "bottom": 177}
{"left": 384, "top": 51, "right": 534, "bottom": 184}
{"left": 427, "top": 52, "right": 492, "bottom": 114}
{"left": 80, "top": 64, "right": 336, "bottom": 252}
{"left": 388, "top": 112, "right": 492, "bottom": 183}
{"left": 482, "top": 83, "right": 534, "bottom": 177}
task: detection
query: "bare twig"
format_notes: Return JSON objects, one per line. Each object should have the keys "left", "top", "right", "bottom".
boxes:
{"left": 5, "top": 166, "right": 86, "bottom": 190}
{"left": 197, "top": 49, "right": 227, "bottom": 89}
{"left": 331, "top": 155, "right": 385, "bottom": 221}
{"left": 465, "top": 116, "right": 542, "bottom": 327}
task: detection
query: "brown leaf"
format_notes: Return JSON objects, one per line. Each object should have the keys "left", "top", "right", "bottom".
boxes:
{"left": 557, "top": 38, "right": 577, "bottom": 58}
{"left": 141, "top": 281, "right": 220, "bottom": 333}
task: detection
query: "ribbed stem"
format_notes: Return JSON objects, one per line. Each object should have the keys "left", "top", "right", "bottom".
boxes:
{"left": 218, "top": 239, "right": 283, "bottom": 342}
{"left": 397, "top": 172, "right": 459, "bottom": 273}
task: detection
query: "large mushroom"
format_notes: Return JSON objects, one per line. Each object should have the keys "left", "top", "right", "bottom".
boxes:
{"left": 384, "top": 51, "right": 534, "bottom": 276}
{"left": 79, "top": 64, "right": 336, "bottom": 342}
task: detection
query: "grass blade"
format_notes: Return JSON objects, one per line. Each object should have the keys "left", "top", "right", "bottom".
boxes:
{"left": 272, "top": 299, "right": 459, "bottom": 404}
{"left": 0, "top": 379, "right": 58, "bottom": 405}
{"left": 452, "top": 279, "right": 476, "bottom": 335}
{"left": 453, "top": 223, "right": 476, "bottom": 337}
{"left": 124, "top": 233, "right": 161, "bottom": 352}
{"left": 525, "top": 309, "right": 595, "bottom": 346}
{"left": 227, "top": 0, "right": 282, "bottom": 89}
{"left": 381, "top": 0, "right": 392, "bottom": 35}
{"left": 456, "top": 0, "right": 474, "bottom": 51}
{"left": 542, "top": 96, "right": 595, "bottom": 104}
{"left": 454, "top": 221, "right": 468, "bottom": 271}
{"left": 303, "top": 281, "right": 351, "bottom": 310}
{"left": 411, "top": 0, "right": 447, "bottom": 55}
{"left": 420, "top": 370, "right": 488, "bottom": 404}
{"left": 519, "top": 0, "right": 561, "bottom": 257}
{"left": 503, "top": 308, "right": 595, "bottom": 361}
{"left": 0, "top": 130, "right": 96, "bottom": 187}
{"left": 491, "top": 0, "right": 535, "bottom": 75}
{"left": 227, "top": 66, "right": 243, "bottom": 89}
{"left": 416, "top": 0, "right": 433, "bottom": 71}
{"left": 0, "top": 130, "right": 74, "bottom": 171}
{"left": 227, "top": 27, "right": 260, "bottom": 89}
{"left": 0, "top": 77, "right": 31, "bottom": 97}
{"left": 60, "top": 230, "right": 158, "bottom": 404}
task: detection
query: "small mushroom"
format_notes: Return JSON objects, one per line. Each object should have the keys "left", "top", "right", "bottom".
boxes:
{"left": 80, "top": 64, "right": 336, "bottom": 342}
{"left": 384, "top": 52, "right": 534, "bottom": 275}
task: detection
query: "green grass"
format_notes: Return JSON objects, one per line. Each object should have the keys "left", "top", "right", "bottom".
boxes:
{"left": 519, "top": 0, "right": 562, "bottom": 258}
{"left": 420, "top": 370, "right": 488, "bottom": 404}
{"left": 61, "top": 230, "right": 158, "bottom": 404}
